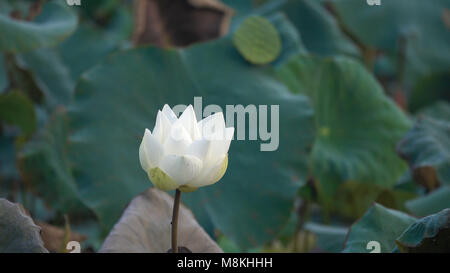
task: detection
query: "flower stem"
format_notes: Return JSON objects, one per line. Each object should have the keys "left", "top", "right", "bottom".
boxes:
{"left": 171, "top": 189, "right": 181, "bottom": 253}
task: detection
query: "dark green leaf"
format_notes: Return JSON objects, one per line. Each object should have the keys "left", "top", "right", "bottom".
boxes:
{"left": 343, "top": 203, "right": 416, "bottom": 253}
{"left": 17, "top": 23, "right": 118, "bottom": 107}
{"left": 334, "top": 0, "right": 450, "bottom": 77}
{"left": 304, "top": 222, "right": 347, "bottom": 253}
{"left": 280, "top": 0, "right": 357, "bottom": 56}
{"left": 18, "top": 109, "right": 89, "bottom": 214}
{"left": 406, "top": 186, "right": 450, "bottom": 218}
{"left": 0, "top": 2, "right": 78, "bottom": 53}
{"left": 277, "top": 55, "right": 411, "bottom": 204}
{"left": 397, "top": 102, "right": 450, "bottom": 188}
{"left": 396, "top": 208, "right": 450, "bottom": 253}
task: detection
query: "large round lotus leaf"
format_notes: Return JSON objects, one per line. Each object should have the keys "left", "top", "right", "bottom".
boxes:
{"left": 333, "top": 0, "right": 450, "bottom": 76}
{"left": 233, "top": 15, "right": 281, "bottom": 64}
{"left": 396, "top": 208, "right": 450, "bottom": 253}
{"left": 343, "top": 203, "right": 416, "bottom": 253}
{"left": 0, "top": 199, "right": 48, "bottom": 253}
{"left": 16, "top": 23, "right": 119, "bottom": 108}
{"left": 16, "top": 23, "right": 123, "bottom": 216}
{"left": 397, "top": 102, "right": 450, "bottom": 188}
{"left": 67, "top": 18, "right": 314, "bottom": 249}
{"left": 224, "top": 9, "right": 308, "bottom": 66}
{"left": 0, "top": 2, "right": 77, "bottom": 53}
{"left": 276, "top": 55, "right": 411, "bottom": 203}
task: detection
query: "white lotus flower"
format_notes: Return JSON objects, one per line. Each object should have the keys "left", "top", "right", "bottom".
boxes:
{"left": 139, "top": 104, "right": 234, "bottom": 192}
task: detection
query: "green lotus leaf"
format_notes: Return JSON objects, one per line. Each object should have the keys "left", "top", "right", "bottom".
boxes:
{"left": 397, "top": 102, "right": 450, "bottom": 189}
{"left": 0, "top": 2, "right": 77, "bottom": 53}
{"left": 396, "top": 208, "right": 450, "bottom": 253}
{"left": 277, "top": 55, "right": 411, "bottom": 205}
{"left": 233, "top": 15, "right": 281, "bottom": 65}
{"left": 343, "top": 203, "right": 416, "bottom": 253}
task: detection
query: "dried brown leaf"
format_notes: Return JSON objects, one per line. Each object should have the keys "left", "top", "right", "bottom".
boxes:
{"left": 36, "top": 221, "right": 87, "bottom": 253}
{"left": 100, "top": 188, "right": 222, "bottom": 253}
{"left": 133, "top": 0, "right": 233, "bottom": 47}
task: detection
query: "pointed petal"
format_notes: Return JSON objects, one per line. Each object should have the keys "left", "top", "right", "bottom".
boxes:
{"left": 198, "top": 112, "right": 226, "bottom": 140}
{"left": 204, "top": 127, "right": 234, "bottom": 163}
{"left": 179, "top": 105, "right": 201, "bottom": 140}
{"left": 162, "top": 104, "right": 178, "bottom": 124}
{"left": 219, "top": 127, "right": 234, "bottom": 155}
{"left": 163, "top": 121, "right": 192, "bottom": 155}
{"left": 152, "top": 110, "right": 172, "bottom": 143}
{"left": 160, "top": 154, "right": 203, "bottom": 185}
{"left": 139, "top": 129, "right": 164, "bottom": 171}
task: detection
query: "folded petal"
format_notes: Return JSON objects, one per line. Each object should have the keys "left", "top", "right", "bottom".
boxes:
{"left": 139, "top": 129, "right": 164, "bottom": 171}
{"left": 179, "top": 105, "right": 201, "bottom": 140}
{"left": 160, "top": 154, "right": 203, "bottom": 185}
{"left": 186, "top": 155, "right": 228, "bottom": 187}
{"left": 163, "top": 121, "right": 192, "bottom": 155}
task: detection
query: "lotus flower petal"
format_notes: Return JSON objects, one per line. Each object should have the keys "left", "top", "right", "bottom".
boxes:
{"left": 160, "top": 154, "right": 203, "bottom": 185}
{"left": 164, "top": 121, "right": 192, "bottom": 155}
{"left": 162, "top": 104, "right": 178, "bottom": 124}
{"left": 152, "top": 110, "right": 172, "bottom": 143}
{"left": 139, "top": 129, "right": 164, "bottom": 170}
{"left": 139, "top": 105, "right": 233, "bottom": 191}
{"left": 179, "top": 105, "right": 201, "bottom": 141}
{"left": 187, "top": 155, "right": 228, "bottom": 187}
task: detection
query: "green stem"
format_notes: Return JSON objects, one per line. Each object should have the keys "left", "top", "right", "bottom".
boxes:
{"left": 171, "top": 189, "right": 181, "bottom": 253}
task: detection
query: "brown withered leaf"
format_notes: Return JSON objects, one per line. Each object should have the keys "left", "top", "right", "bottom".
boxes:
{"left": 100, "top": 188, "right": 222, "bottom": 253}
{"left": 133, "top": 0, "right": 233, "bottom": 47}
{"left": 35, "top": 221, "right": 87, "bottom": 253}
